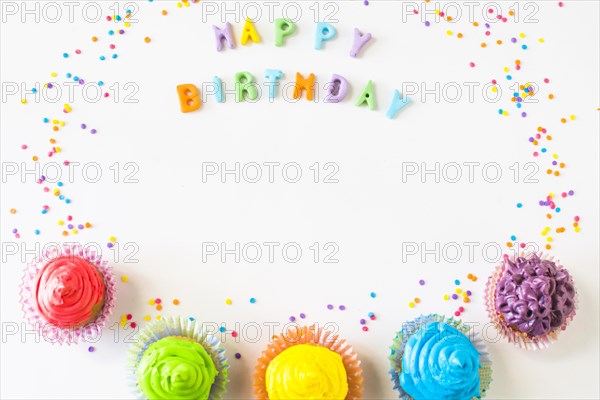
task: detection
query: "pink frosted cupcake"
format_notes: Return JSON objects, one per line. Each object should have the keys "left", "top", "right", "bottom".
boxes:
{"left": 485, "top": 251, "right": 576, "bottom": 350}
{"left": 19, "top": 244, "right": 117, "bottom": 344}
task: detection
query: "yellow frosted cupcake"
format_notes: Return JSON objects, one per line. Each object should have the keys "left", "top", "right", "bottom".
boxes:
{"left": 254, "top": 325, "right": 363, "bottom": 399}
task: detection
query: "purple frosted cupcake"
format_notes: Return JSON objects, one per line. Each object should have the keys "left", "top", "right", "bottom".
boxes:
{"left": 485, "top": 252, "right": 576, "bottom": 350}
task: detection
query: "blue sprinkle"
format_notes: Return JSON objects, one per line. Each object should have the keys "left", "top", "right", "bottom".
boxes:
{"left": 98, "top": 81, "right": 104, "bottom": 86}
{"left": 556, "top": 207, "right": 561, "bottom": 213}
{"left": 517, "top": 203, "right": 523, "bottom": 208}
{"left": 454, "top": 279, "right": 460, "bottom": 285}
{"left": 100, "top": 56, "right": 106, "bottom": 61}
{"left": 370, "top": 292, "right": 376, "bottom": 298}
{"left": 57, "top": 182, "right": 63, "bottom": 187}
{"left": 510, "top": 235, "right": 517, "bottom": 241}
{"left": 34, "top": 229, "right": 40, "bottom": 235}
{"left": 249, "top": 297, "right": 256, "bottom": 304}
{"left": 66, "top": 73, "right": 72, "bottom": 78}
{"left": 62, "top": 53, "right": 69, "bottom": 58}
{"left": 59, "top": 195, "right": 65, "bottom": 200}
{"left": 219, "top": 326, "right": 226, "bottom": 333}
{"left": 65, "top": 199, "right": 71, "bottom": 204}
{"left": 41, "top": 209, "right": 47, "bottom": 214}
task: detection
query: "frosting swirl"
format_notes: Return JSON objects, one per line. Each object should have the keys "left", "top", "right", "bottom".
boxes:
{"left": 266, "top": 344, "right": 348, "bottom": 399}
{"left": 137, "top": 337, "right": 218, "bottom": 400}
{"left": 400, "top": 322, "right": 481, "bottom": 400}
{"left": 495, "top": 254, "right": 575, "bottom": 337}
{"left": 34, "top": 255, "right": 105, "bottom": 328}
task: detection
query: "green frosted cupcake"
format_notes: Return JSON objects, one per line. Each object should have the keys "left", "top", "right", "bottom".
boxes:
{"left": 127, "top": 316, "right": 228, "bottom": 400}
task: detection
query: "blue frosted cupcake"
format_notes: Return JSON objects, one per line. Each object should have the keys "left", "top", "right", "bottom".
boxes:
{"left": 389, "top": 314, "right": 492, "bottom": 400}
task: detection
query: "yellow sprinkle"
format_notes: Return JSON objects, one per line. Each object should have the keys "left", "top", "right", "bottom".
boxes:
{"left": 144, "top": 315, "right": 151, "bottom": 321}
{"left": 446, "top": 30, "right": 453, "bottom": 36}
{"left": 547, "top": 237, "right": 553, "bottom": 242}
{"left": 148, "top": 299, "right": 155, "bottom": 306}
{"left": 21, "top": 99, "right": 27, "bottom": 104}
{"left": 58, "top": 121, "right": 65, "bottom": 127}
{"left": 71, "top": 229, "right": 78, "bottom": 234}
{"left": 177, "top": 2, "right": 182, "bottom": 7}
{"left": 109, "top": 236, "right": 117, "bottom": 243}
{"left": 444, "top": 294, "right": 450, "bottom": 301}
{"left": 570, "top": 115, "right": 576, "bottom": 120}
{"left": 574, "top": 227, "right": 581, "bottom": 232}
{"left": 124, "top": 22, "right": 131, "bottom": 28}
{"left": 455, "top": 288, "right": 462, "bottom": 294}
{"left": 408, "top": 302, "right": 415, "bottom": 308}
{"left": 156, "top": 315, "right": 162, "bottom": 320}
{"left": 121, "top": 275, "right": 129, "bottom": 282}
{"left": 538, "top": 38, "right": 544, "bottom": 43}
{"left": 503, "top": 67, "right": 509, "bottom": 73}
{"left": 54, "top": 147, "right": 61, "bottom": 153}
{"left": 519, "top": 33, "right": 526, "bottom": 38}
{"left": 225, "top": 298, "right": 233, "bottom": 305}
{"left": 491, "top": 86, "right": 497, "bottom": 92}
{"left": 51, "top": 72, "right": 57, "bottom": 77}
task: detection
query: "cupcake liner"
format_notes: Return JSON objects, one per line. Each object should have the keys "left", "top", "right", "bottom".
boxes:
{"left": 388, "top": 314, "right": 493, "bottom": 400}
{"left": 18, "top": 243, "right": 117, "bottom": 345}
{"left": 254, "top": 324, "right": 363, "bottom": 400}
{"left": 126, "top": 316, "right": 229, "bottom": 400}
{"left": 485, "top": 251, "right": 578, "bottom": 350}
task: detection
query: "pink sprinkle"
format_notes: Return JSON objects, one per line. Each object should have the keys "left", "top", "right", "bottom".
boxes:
{"left": 126, "top": 314, "right": 132, "bottom": 320}
{"left": 104, "top": 92, "right": 109, "bottom": 97}
{"left": 130, "top": 322, "right": 137, "bottom": 328}
{"left": 63, "top": 160, "right": 70, "bottom": 166}
{"left": 362, "top": 326, "right": 369, "bottom": 332}
{"left": 558, "top": 2, "right": 564, "bottom": 7}
{"left": 110, "top": 44, "right": 116, "bottom": 49}
{"left": 491, "top": 79, "right": 497, "bottom": 84}
{"left": 574, "top": 216, "right": 580, "bottom": 221}
{"left": 15, "top": 233, "right": 21, "bottom": 239}
{"left": 231, "top": 331, "right": 238, "bottom": 337}
{"left": 459, "top": 307, "right": 465, "bottom": 312}
{"left": 469, "top": 62, "right": 475, "bottom": 68}
{"left": 544, "top": 78, "right": 550, "bottom": 83}
{"left": 21, "top": 144, "right": 28, "bottom": 150}
{"left": 454, "top": 311, "right": 461, "bottom": 316}
{"left": 155, "top": 298, "right": 162, "bottom": 304}
{"left": 520, "top": 243, "right": 526, "bottom": 248}
{"left": 488, "top": 8, "right": 494, "bottom": 13}
{"left": 67, "top": 215, "right": 73, "bottom": 221}
{"left": 75, "top": 49, "right": 81, "bottom": 54}
{"left": 43, "top": 187, "right": 49, "bottom": 192}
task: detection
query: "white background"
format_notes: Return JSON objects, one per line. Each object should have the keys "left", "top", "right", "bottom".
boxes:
{"left": 1, "top": 1, "right": 599, "bottom": 399}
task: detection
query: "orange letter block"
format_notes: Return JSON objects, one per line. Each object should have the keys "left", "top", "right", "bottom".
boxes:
{"left": 176, "top": 84, "right": 200, "bottom": 113}
{"left": 293, "top": 72, "right": 316, "bottom": 101}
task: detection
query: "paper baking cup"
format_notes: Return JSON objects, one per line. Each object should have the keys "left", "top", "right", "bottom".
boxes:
{"left": 485, "top": 251, "right": 578, "bottom": 350}
{"left": 126, "top": 316, "right": 229, "bottom": 400}
{"left": 18, "top": 243, "right": 117, "bottom": 345}
{"left": 254, "top": 324, "right": 364, "bottom": 399}
{"left": 389, "top": 314, "right": 493, "bottom": 400}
